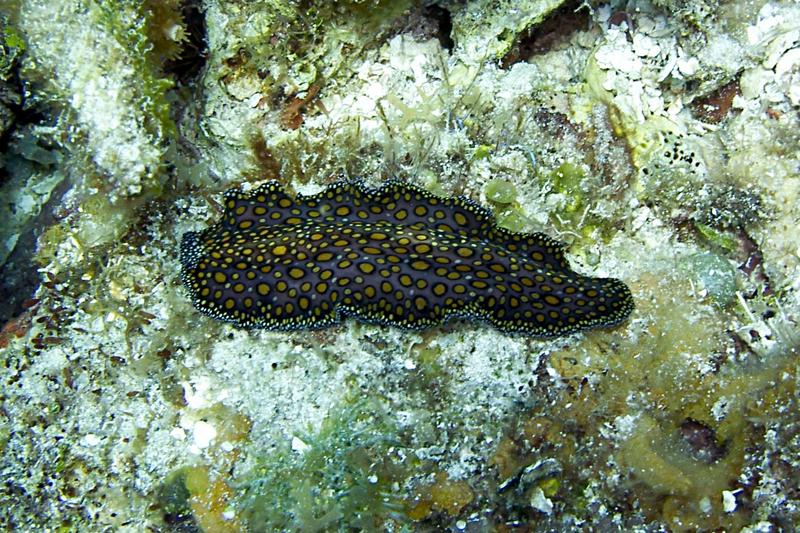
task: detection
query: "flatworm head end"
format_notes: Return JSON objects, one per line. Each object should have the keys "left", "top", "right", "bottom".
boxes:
{"left": 180, "top": 230, "right": 202, "bottom": 271}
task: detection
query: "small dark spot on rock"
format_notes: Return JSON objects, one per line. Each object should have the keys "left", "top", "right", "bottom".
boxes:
{"left": 691, "top": 78, "right": 741, "bottom": 124}
{"left": 680, "top": 418, "right": 726, "bottom": 463}
{"left": 608, "top": 11, "right": 634, "bottom": 34}
{"left": 738, "top": 231, "right": 772, "bottom": 294}
{"left": 224, "top": 48, "right": 250, "bottom": 69}
{"left": 248, "top": 132, "right": 282, "bottom": 177}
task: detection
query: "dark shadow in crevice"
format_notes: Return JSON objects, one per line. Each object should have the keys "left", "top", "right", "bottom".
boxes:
{"left": 500, "top": 0, "right": 589, "bottom": 69}
{"left": 423, "top": 4, "right": 455, "bottom": 52}
{"left": 164, "top": 0, "right": 209, "bottom": 84}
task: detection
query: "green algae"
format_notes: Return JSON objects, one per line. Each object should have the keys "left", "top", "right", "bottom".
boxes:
{"left": 484, "top": 178, "right": 517, "bottom": 204}
{"left": 617, "top": 414, "right": 747, "bottom": 529}
{"left": 156, "top": 468, "right": 194, "bottom": 524}
{"left": 695, "top": 222, "right": 739, "bottom": 253}
{"left": 534, "top": 161, "right": 614, "bottom": 242}
{"left": 494, "top": 207, "right": 530, "bottom": 233}
{"left": 544, "top": 264, "right": 799, "bottom": 527}
{"left": 471, "top": 144, "right": 494, "bottom": 162}
{"left": 549, "top": 161, "right": 586, "bottom": 214}
{"left": 239, "top": 399, "right": 409, "bottom": 532}
{"left": 1, "top": 15, "right": 25, "bottom": 77}
{"left": 680, "top": 252, "right": 738, "bottom": 306}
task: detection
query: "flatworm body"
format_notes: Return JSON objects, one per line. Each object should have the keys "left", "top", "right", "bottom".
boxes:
{"left": 180, "top": 180, "right": 634, "bottom": 336}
